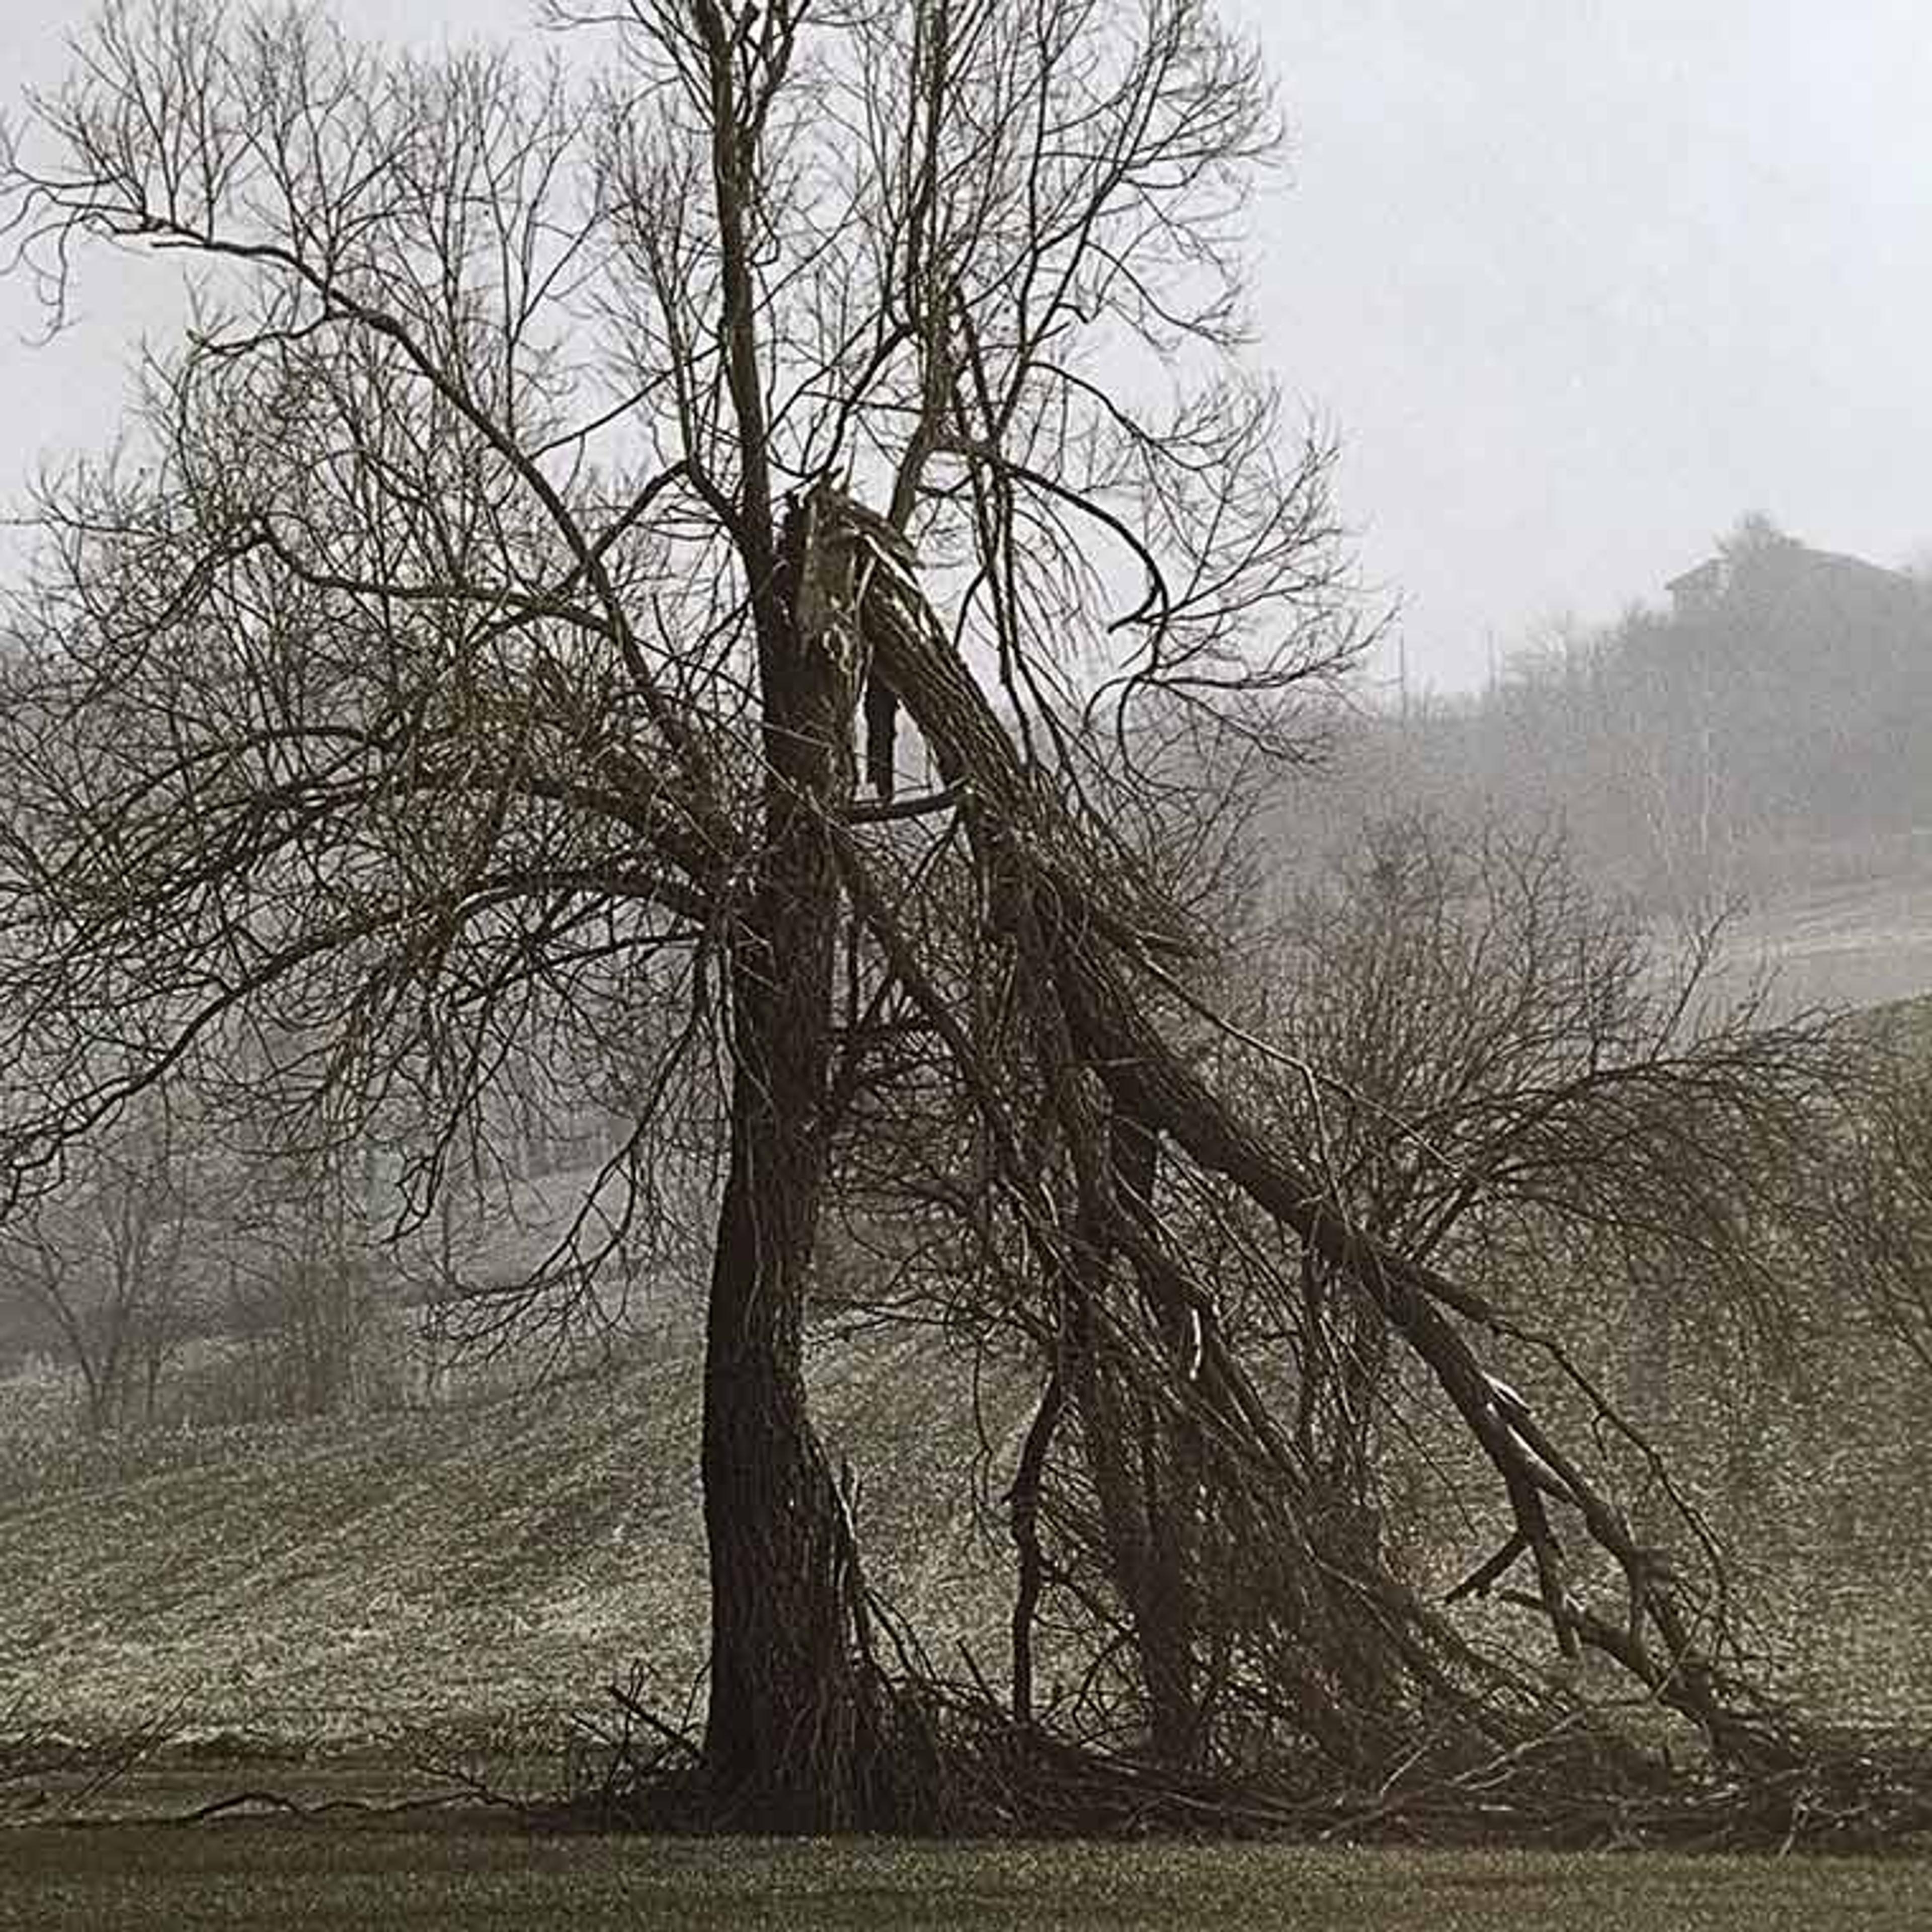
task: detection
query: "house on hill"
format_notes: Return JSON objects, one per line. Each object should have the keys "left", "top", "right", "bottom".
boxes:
{"left": 1664, "top": 555, "right": 1730, "bottom": 617}
{"left": 1665, "top": 532, "right": 1915, "bottom": 626}
{"left": 1655, "top": 527, "right": 1931, "bottom": 845}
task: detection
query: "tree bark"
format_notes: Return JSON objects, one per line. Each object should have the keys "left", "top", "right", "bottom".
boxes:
{"left": 699, "top": 499, "right": 885, "bottom": 1830}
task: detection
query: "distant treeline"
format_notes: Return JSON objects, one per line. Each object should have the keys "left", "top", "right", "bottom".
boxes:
{"left": 1326, "top": 516, "right": 1932, "bottom": 909}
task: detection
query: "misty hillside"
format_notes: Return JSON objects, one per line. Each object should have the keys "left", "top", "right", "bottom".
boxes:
{"left": 7, "top": 1210, "right": 1930, "bottom": 1754}
{"left": 1354, "top": 518, "right": 1932, "bottom": 916}
{"left": 8, "top": 999, "right": 1932, "bottom": 1752}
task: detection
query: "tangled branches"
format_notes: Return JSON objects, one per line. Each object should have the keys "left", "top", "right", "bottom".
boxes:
{"left": 801, "top": 487, "right": 1850, "bottom": 1809}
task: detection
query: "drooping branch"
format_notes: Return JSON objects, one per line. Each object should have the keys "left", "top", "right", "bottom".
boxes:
{"left": 826, "top": 489, "right": 1788, "bottom": 1764}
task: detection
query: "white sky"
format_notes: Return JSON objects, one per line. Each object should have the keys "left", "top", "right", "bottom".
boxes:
{"left": 6, "top": 1, "right": 1929, "bottom": 691}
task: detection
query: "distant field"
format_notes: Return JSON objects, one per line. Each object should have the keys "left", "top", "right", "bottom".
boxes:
{"left": 4, "top": 864, "right": 1930, "bottom": 1801}
{"left": 5, "top": 1207, "right": 1931, "bottom": 1768}
{"left": 1714, "top": 867, "right": 1932, "bottom": 1013}
{"left": 0, "top": 1315, "right": 1029, "bottom": 1751}
{"left": 1, "top": 1830, "right": 1926, "bottom": 1932}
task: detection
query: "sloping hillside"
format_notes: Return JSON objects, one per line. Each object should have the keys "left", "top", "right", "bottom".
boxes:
{"left": 10, "top": 1270, "right": 1932, "bottom": 1764}
{"left": 0, "top": 1314, "right": 1031, "bottom": 1747}
{"left": 1322, "top": 523, "right": 1932, "bottom": 930}
{"left": 1704, "top": 862, "right": 1932, "bottom": 1013}
{"left": 10, "top": 1000, "right": 1932, "bottom": 1761}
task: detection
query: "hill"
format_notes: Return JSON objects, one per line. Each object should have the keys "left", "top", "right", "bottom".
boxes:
{"left": 1343, "top": 518, "right": 1932, "bottom": 928}
{"left": 0, "top": 1310, "right": 1031, "bottom": 1752}
{"left": 9, "top": 1268, "right": 1932, "bottom": 1772}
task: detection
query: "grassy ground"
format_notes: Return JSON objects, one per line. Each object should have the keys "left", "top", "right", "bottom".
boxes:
{"left": 1723, "top": 869, "right": 1932, "bottom": 1015}
{"left": 0, "top": 1317, "right": 1029, "bottom": 1746}
{"left": 7, "top": 1283, "right": 1932, "bottom": 1763}
{"left": 2, "top": 879, "right": 1925, "bottom": 1758}
{"left": 1, "top": 1828, "right": 1926, "bottom": 1932}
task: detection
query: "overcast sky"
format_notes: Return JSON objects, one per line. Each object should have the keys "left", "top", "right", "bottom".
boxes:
{"left": 6, "top": 1, "right": 1929, "bottom": 692}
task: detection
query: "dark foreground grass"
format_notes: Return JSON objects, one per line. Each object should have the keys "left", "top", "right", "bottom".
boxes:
{"left": 0, "top": 1827, "right": 1925, "bottom": 1931}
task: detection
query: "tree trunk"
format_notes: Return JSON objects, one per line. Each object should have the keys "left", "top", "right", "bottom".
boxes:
{"left": 701, "top": 1051, "right": 881, "bottom": 1828}
{"left": 699, "top": 495, "right": 886, "bottom": 1830}
{"left": 1069, "top": 1107, "right": 1204, "bottom": 1764}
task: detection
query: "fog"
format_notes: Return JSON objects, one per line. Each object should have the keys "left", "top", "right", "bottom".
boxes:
{"left": 7, "top": 0, "right": 1930, "bottom": 690}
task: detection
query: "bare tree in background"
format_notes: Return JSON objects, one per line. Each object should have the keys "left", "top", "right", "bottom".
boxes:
{"left": 0, "top": 1094, "right": 196, "bottom": 1428}
{"left": 1253, "top": 813, "right": 1846, "bottom": 1566}
{"left": 216, "top": 1124, "right": 384, "bottom": 1418}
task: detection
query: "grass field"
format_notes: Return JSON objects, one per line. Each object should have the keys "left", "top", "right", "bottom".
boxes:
{"left": 3, "top": 883, "right": 1928, "bottom": 1857}
{"left": 0, "top": 1313, "right": 1030, "bottom": 1748}
{"left": 6, "top": 1252, "right": 1932, "bottom": 1773}
{"left": 1717, "top": 868, "right": 1932, "bottom": 1015}
{"left": 1, "top": 1829, "right": 1926, "bottom": 1932}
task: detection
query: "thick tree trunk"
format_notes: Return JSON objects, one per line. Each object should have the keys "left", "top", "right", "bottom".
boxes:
{"left": 701, "top": 1032, "right": 880, "bottom": 1828}
{"left": 699, "top": 500, "right": 885, "bottom": 1830}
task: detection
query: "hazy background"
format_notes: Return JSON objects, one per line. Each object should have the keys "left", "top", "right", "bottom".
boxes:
{"left": 6, "top": 0, "right": 1929, "bottom": 692}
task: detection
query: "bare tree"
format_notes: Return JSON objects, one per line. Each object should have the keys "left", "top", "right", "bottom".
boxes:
{"left": 0, "top": 0, "right": 1363, "bottom": 1826}
{"left": 3, "top": 0, "right": 1867, "bottom": 1834}
{"left": 0, "top": 1094, "right": 197, "bottom": 1429}
{"left": 1256, "top": 813, "right": 1844, "bottom": 1543}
